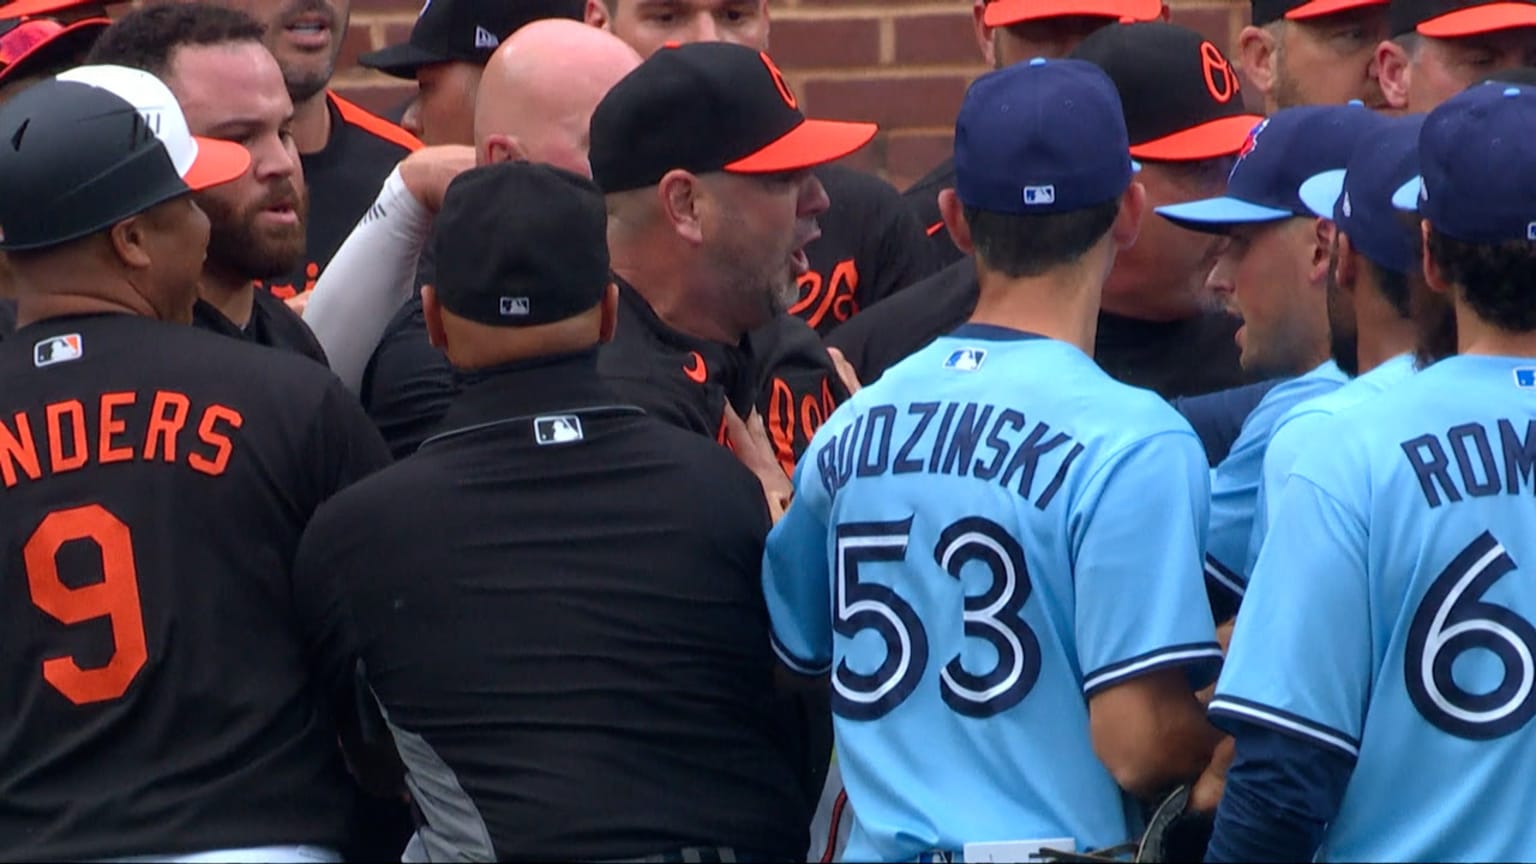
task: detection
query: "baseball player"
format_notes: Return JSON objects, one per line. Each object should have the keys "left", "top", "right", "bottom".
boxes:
{"left": 1237, "top": 0, "right": 1390, "bottom": 114}
{"left": 1156, "top": 102, "right": 1389, "bottom": 619}
{"left": 764, "top": 58, "right": 1222, "bottom": 862}
{"left": 88, "top": 4, "right": 328, "bottom": 363}
{"left": 1207, "top": 80, "right": 1536, "bottom": 861}
{"left": 0, "top": 66, "right": 391, "bottom": 860}
{"left": 1379, "top": 0, "right": 1536, "bottom": 114}
{"left": 1247, "top": 114, "right": 1426, "bottom": 559}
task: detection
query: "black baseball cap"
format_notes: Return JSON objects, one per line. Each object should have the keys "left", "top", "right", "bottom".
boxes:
{"left": 1254, "top": 0, "right": 1387, "bottom": 26}
{"left": 0, "top": 64, "right": 250, "bottom": 250}
{"left": 1072, "top": 22, "right": 1264, "bottom": 160}
{"left": 359, "top": 0, "right": 582, "bottom": 79}
{"left": 431, "top": 162, "right": 610, "bottom": 327}
{"left": 1390, "top": 0, "right": 1536, "bottom": 36}
{"left": 0, "top": 16, "right": 107, "bottom": 90}
{"left": 589, "top": 42, "right": 878, "bottom": 194}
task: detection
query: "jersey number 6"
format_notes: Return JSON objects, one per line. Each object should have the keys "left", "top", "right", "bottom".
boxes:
{"left": 24, "top": 504, "right": 147, "bottom": 705}
{"left": 1405, "top": 530, "right": 1536, "bottom": 740}
{"left": 833, "top": 516, "right": 1040, "bottom": 721}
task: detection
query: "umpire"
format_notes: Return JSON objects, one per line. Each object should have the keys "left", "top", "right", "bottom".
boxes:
{"left": 293, "top": 161, "right": 809, "bottom": 862}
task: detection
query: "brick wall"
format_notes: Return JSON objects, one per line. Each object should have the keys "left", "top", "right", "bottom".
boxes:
{"left": 335, "top": 0, "right": 1252, "bottom": 189}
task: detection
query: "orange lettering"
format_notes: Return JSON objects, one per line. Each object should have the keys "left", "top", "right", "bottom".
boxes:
{"left": 1200, "top": 41, "right": 1238, "bottom": 104}
{"left": 303, "top": 261, "right": 319, "bottom": 294}
{"left": 98, "top": 392, "right": 136, "bottom": 464}
{"left": 827, "top": 260, "right": 860, "bottom": 325}
{"left": 0, "top": 410, "right": 41, "bottom": 488}
{"left": 767, "top": 378, "right": 797, "bottom": 479}
{"left": 45, "top": 400, "right": 87, "bottom": 474}
{"left": 188, "top": 405, "right": 242, "bottom": 477}
{"left": 760, "top": 52, "right": 798, "bottom": 109}
{"left": 268, "top": 282, "right": 297, "bottom": 300}
{"left": 142, "top": 391, "right": 190, "bottom": 463}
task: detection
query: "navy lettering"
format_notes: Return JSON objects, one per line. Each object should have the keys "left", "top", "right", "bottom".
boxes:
{"left": 1001, "top": 423, "right": 1070, "bottom": 500}
{"left": 1036, "top": 442, "right": 1085, "bottom": 510}
{"left": 1402, "top": 433, "right": 1463, "bottom": 508}
{"left": 927, "top": 402, "right": 959, "bottom": 474}
{"left": 1448, "top": 423, "right": 1500, "bottom": 497}
{"left": 941, "top": 403, "right": 993, "bottom": 478}
{"left": 894, "top": 402, "right": 938, "bottom": 474}
{"left": 857, "top": 406, "right": 896, "bottom": 477}
{"left": 1500, "top": 419, "right": 1536, "bottom": 496}
{"left": 973, "top": 409, "right": 1024, "bottom": 481}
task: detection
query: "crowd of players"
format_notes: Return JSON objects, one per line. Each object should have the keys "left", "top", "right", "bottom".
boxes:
{"left": 1, "top": 0, "right": 1536, "bottom": 860}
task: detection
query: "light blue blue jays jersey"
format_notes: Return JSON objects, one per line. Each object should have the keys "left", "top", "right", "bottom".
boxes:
{"left": 763, "top": 325, "right": 1222, "bottom": 862}
{"left": 1205, "top": 361, "right": 1346, "bottom": 607}
{"left": 1210, "top": 355, "right": 1536, "bottom": 861}
{"left": 1247, "top": 353, "right": 1418, "bottom": 572}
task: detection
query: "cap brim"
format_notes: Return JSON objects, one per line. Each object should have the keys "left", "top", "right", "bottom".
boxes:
{"left": 0, "top": 0, "right": 121, "bottom": 18}
{"left": 983, "top": 0, "right": 1161, "bottom": 26}
{"left": 1298, "top": 169, "right": 1345, "bottom": 219}
{"left": 0, "top": 16, "right": 106, "bottom": 85}
{"left": 1391, "top": 176, "right": 1422, "bottom": 211}
{"left": 724, "top": 118, "right": 878, "bottom": 175}
{"left": 1156, "top": 197, "right": 1296, "bottom": 232}
{"left": 1418, "top": 2, "right": 1536, "bottom": 37}
{"left": 1131, "top": 114, "right": 1267, "bottom": 161}
{"left": 357, "top": 40, "right": 443, "bottom": 79}
{"left": 182, "top": 136, "right": 252, "bottom": 191}
{"left": 1285, "top": 0, "right": 1387, "bottom": 20}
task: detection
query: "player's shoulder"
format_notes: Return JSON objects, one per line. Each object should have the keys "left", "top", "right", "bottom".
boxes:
{"left": 328, "top": 91, "right": 422, "bottom": 156}
{"left": 814, "top": 163, "right": 903, "bottom": 210}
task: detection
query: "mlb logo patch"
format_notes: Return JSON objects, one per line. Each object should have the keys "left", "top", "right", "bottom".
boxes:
{"left": 500, "top": 296, "right": 530, "bottom": 316}
{"left": 1022, "top": 185, "right": 1056, "bottom": 206}
{"left": 534, "top": 414, "right": 583, "bottom": 445}
{"left": 33, "top": 334, "right": 82, "bottom": 368}
{"left": 944, "top": 347, "right": 986, "bottom": 372}
{"left": 1527, "top": 222, "right": 1536, "bottom": 241}
{"left": 1515, "top": 367, "right": 1536, "bottom": 389}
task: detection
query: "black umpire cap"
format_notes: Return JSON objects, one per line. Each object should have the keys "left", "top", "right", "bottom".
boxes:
{"left": 430, "top": 161, "right": 610, "bottom": 327}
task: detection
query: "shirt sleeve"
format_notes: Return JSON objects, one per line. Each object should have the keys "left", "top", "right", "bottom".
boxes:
{"left": 303, "top": 166, "right": 433, "bottom": 394}
{"left": 1073, "top": 429, "right": 1223, "bottom": 696}
{"left": 762, "top": 451, "right": 836, "bottom": 675}
{"left": 1209, "top": 471, "right": 1371, "bottom": 760}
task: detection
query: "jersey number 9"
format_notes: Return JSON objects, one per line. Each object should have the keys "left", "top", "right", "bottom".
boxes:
{"left": 24, "top": 504, "right": 147, "bottom": 705}
{"left": 832, "top": 516, "right": 1040, "bottom": 721}
{"left": 1405, "top": 530, "right": 1536, "bottom": 740}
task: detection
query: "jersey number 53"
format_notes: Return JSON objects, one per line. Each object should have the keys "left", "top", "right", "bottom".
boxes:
{"left": 833, "top": 516, "right": 1040, "bottom": 721}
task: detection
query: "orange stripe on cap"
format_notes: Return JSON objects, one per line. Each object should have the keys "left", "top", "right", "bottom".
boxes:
{"left": 925, "top": 220, "right": 945, "bottom": 237}
{"left": 1284, "top": 0, "right": 1387, "bottom": 18}
{"left": 1130, "top": 113, "right": 1267, "bottom": 161}
{"left": 329, "top": 91, "right": 423, "bottom": 152}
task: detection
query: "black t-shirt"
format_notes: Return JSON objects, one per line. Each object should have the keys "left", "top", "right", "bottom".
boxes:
{"left": 191, "top": 291, "right": 329, "bottom": 367}
{"left": 795, "top": 165, "right": 938, "bottom": 335}
{"left": 0, "top": 298, "right": 14, "bottom": 341}
{"left": 0, "top": 314, "right": 390, "bottom": 860}
{"left": 360, "top": 295, "right": 456, "bottom": 460}
{"left": 599, "top": 280, "right": 851, "bottom": 473}
{"left": 828, "top": 256, "right": 1250, "bottom": 399}
{"left": 292, "top": 351, "right": 809, "bottom": 861}
{"left": 900, "top": 156, "right": 966, "bottom": 271}
{"left": 260, "top": 93, "right": 421, "bottom": 300}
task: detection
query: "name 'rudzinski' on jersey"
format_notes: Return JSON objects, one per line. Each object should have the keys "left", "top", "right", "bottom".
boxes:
{"left": 764, "top": 326, "right": 1222, "bottom": 861}
{"left": 0, "top": 314, "right": 390, "bottom": 861}
{"left": 1211, "top": 355, "right": 1536, "bottom": 861}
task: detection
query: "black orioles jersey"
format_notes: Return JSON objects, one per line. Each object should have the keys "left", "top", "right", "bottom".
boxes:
{"left": 0, "top": 313, "right": 389, "bottom": 860}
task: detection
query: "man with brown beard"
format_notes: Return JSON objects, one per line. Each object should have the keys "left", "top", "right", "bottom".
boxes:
{"left": 88, "top": 3, "right": 328, "bottom": 364}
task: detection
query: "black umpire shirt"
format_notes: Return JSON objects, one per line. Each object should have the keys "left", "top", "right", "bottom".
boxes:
{"left": 292, "top": 349, "right": 809, "bottom": 861}
{"left": 192, "top": 291, "right": 329, "bottom": 366}
{"left": 796, "top": 165, "right": 938, "bottom": 335}
{"left": 900, "top": 156, "right": 965, "bottom": 271}
{"left": 0, "top": 313, "right": 390, "bottom": 861}
{"left": 828, "top": 257, "right": 1249, "bottom": 399}
{"left": 260, "top": 93, "right": 420, "bottom": 301}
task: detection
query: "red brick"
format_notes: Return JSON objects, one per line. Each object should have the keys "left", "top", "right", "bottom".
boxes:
{"left": 768, "top": 17, "right": 881, "bottom": 68}
{"left": 894, "top": 12, "right": 982, "bottom": 65}
{"left": 336, "top": 23, "right": 376, "bottom": 71}
{"left": 382, "top": 21, "right": 414, "bottom": 47}
{"left": 885, "top": 132, "right": 953, "bottom": 191}
{"left": 830, "top": 132, "right": 886, "bottom": 175}
{"left": 802, "top": 75, "right": 970, "bottom": 128}
{"left": 333, "top": 84, "right": 416, "bottom": 118}
{"left": 1170, "top": 5, "right": 1241, "bottom": 49}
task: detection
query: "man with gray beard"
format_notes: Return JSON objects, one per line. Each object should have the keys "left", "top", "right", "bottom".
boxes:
{"left": 588, "top": 41, "right": 876, "bottom": 478}
{"left": 89, "top": 3, "right": 328, "bottom": 363}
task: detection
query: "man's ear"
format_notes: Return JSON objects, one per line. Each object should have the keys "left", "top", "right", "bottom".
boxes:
{"left": 1112, "top": 181, "right": 1148, "bottom": 252}
{"left": 938, "top": 188, "right": 974, "bottom": 253}
{"left": 598, "top": 281, "right": 619, "bottom": 343}
{"left": 1334, "top": 230, "right": 1361, "bottom": 299}
{"left": 584, "top": 0, "right": 611, "bottom": 30}
{"left": 1376, "top": 39, "right": 1413, "bottom": 111}
{"left": 658, "top": 169, "right": 706, "bottom": 246}
{"left": 1310, "top": 217, "right": 1337, "bottom": 286}
{"left": 480, "top": 133, "right": 526, "bottom": 166}
{"left": 108, "top": 215, "right": 154, "bottom": 271}
{"left": 421, "top": 284, "right": 449, "bottom": 350}
{"left": 1421, "top": 219, "right": 1450, "bottom": 295}
{"left": 971, "top": 0, "right": 999, "bottom": 68}
{"left": 1237, "top": 24, "right": 1279, "bottom": 108}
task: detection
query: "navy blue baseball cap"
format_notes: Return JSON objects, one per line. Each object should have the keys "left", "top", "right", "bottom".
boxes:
{"left": 955, "top": 57, "right": 1134, "bottom": 216}
{"left": 1392, "top": 82, "right": 1536, "bottom": 243}
{"left": 1155, "top": 103, "right": 1391, "bottom": 234}
{"left": 1298, "top": 114, "right": 1424, "bottom": 274}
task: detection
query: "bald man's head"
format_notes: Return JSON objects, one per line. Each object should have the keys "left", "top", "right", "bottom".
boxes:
{"left": 474, "top": 19, "right": 641, "bottom": 177}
